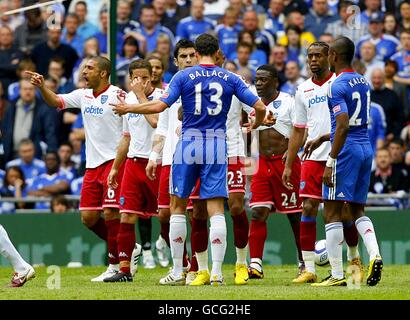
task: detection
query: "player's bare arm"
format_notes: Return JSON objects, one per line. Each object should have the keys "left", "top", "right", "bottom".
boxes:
{"left": 323, "top": 113, "right": 349, "bottom": 187}
{"left": 111, "top": 97, "right": 168, "bottom": 115}
{"left": 282, "top": 126, "right": 306, "bottom": 189}
{"left": 108, "top": 135, "right": 131, "bottom": 189}
{"left": 24, "top": 71, "right": 61, "bottom": 107}
{"left": 302, "top": 133, "right": 331, "bottom": 160}
{"left": 146, "top": 134, "right": 165, "bottom": 181}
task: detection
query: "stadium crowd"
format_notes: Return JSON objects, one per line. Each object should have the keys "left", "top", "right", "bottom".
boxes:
{"left": 1, "top": 0, "right": 410, "bottom": 216}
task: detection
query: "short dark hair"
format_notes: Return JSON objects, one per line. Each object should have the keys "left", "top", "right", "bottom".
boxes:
{"left": 59, "top": 142, "right": 73, "bottom": 150}
{"left": 399, "top": 0, "right": 410, "bottom": 10}
{"left": 257, "top": 64, "right": 279, "bottom": 80}
{"left": 332, "top": 36, "right": 355, "bottom": 64}
{"left": 140, "top": 4, "right": 155, "bottom": 15}
{"left": 49, "top": 56, "right": 65, "bottom": 69}
{"left": 51, "top": 195, "right": 69, "bottom": 212}
{"left": 173, "top": 39, "right": 196, "bottom": 58}
{"left": 147, "top": 55, "right": 165, "bottom": 70}
{"left": 286, "top": 24, "right": 302, "bottom": 35}
{"left": 121, "top": 36, "right": 140, "bottom": 57}
{"left": 308, "top": 41, "right": 330, "bottom": 56}
{"left": 76, "top": 1, "right": 87, "bottom": 9}
{"left": 389, "top": 138, "right": 405, "bottom": 148}
{"left": 385, "top": 59, "right": 398, "bottom": 72}
{"left": 338, "top": 0, "right": 354, "bottom": 11}
{"left": 90, "top": 56, "right": 111, "bottom": 78}
{"left": 236, "top": 41, "right": 253, "bottom": 52}
{"left": 195, "top": 33, "right": 219, "bottom": 57}
{"left": 128, "top": 59, "right": 152, "bottom": 77}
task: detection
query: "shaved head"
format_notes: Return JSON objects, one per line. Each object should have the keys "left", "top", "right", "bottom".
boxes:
{"left": 331, "top": 36, "right": 355, "bottom": 64}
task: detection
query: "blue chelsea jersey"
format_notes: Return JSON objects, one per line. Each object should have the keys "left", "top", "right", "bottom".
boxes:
{"left": 328, "top": 70, "right": 371, "bottom": 143}
{"left": 160, "top": 64, "right": 259, "bottom": 137}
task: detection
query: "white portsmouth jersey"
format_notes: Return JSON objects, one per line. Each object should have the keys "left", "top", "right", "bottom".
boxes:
{"left": 294, "top": 74, "right": 335, "bottom": 161}
{"left": 123, "top": 88, "right": 163, "bottom": 159}
{"left": 257, "top": 91, "right": 295, "bottom": 138}
{"left": 226, "top": 84, "right": 255, "bottom": 157}
{"left": 156, "top": 98, "right": 181, "bottom": 166}
{"left": 58, "top": 85, "right": 125, "bottom": 169}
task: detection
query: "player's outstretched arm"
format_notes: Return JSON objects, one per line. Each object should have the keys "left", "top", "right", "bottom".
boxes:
{"left": 283, "top": 126, "right": 306, "bottom": 189}
{"left": 251, "top": 100, "right": 267, "bottom": 129}
{"left": 111, "top": 96, "right": 168, "bottom": 116}
{"left": 24, "top": 71, "right": 61, "bottom": 108}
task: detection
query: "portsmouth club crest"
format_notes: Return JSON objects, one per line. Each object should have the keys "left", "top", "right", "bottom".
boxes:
{"left": 273, "top": 100, "right": 282, "bottom": 109}
{"left": 101, "top": 95, "right": 108, "bottom": 104}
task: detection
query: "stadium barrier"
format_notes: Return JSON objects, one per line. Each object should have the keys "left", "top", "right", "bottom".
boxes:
{"left": 0, "top": 209, "right": 409, "bottom": 267}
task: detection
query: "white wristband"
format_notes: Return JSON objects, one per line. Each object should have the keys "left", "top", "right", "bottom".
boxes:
{"left": 149, "top": 151, "right": 159, "bottom": 162}
{"left": 326, "top": 156, "right": 336, "bottom": 168}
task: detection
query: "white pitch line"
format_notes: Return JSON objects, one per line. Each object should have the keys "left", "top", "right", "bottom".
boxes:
{"left": 0, "top": 0, "right": 67, "bottom": 16}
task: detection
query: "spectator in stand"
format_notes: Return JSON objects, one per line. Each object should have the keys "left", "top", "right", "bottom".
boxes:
{"left": 283, "top": 0, "right": 308, "bottom": 16}
{"left": 58, "top": 142, "right": 78, "bottom": 179}
{"left": 360, "top": 0, "right": 382, "bottom": 25}
{"left": 223, "top": 60, "right": 238, "bottom": 73}
{"left": 70, "top": 175, "right": 83, "bottom": 196}
{"left": 371, "top": 68, "right": 405, "bottom": 141}
{"left": 116, "top": 37, "right": 142, "bottom": 89}
{"left": 135, "top": 4, "right": 175, "bottom": 54}
{"left": 0, "top": 0, "right": 21, "bottom": 31}
{"left": 72, "top": 37, "right": 99, "bottom": 83}
{"left": 94, "top": 9, "right": 124, "bottom": 56}
{"left": 283, "top": 25, "right": 305, "bottom": 65}
{"left": 48, "top": 57, "right": 76, "bottom": 94}
{"left": 156, "top": 34, "right": 175, "bottom": 83}
{"left": 0, "top": 82, "right": 9, "bottom": 123}
{"left": 31, "top": 27, "right": 79, "bottom": 79}
{"left": 51, "top": 194, "right": 69, "bottom": 213}
{"left": 0, "top": 166, "right": 29, "bottom": 214}
{"left": 241, "top": 10, "right": 275, "bottom": 58}
{"left": 27, "top": 152, "right": 72, "bottom": 210}
{"left": 61, "top": 13, "right": 86, "bottom": 57}
{"left": 70, "top": 113, "right": 85, "bottom": 176}
{"left": 325, "top": 0, "right": 367, "bottom": 44}
{"left": 159, "top": 0, "right": 190, "bottom": 35}
{"left": 241, "top": 0, "right": 266, "bottom": 15}
{"left": 73, "top": 1, "right": 99, "bottom": 40}
{"left": 269, "top": 44, "right": 288, "bottom": 87}
{"left": 278, "top": 11, "right": 316, "bottom": 53}
{"left": 304, "top": 0, "right": 338, "bottom": 40}
{"left": 117, "top": 0, "right": 140, "bottom": 35}
{"left": 5, "top": 139, "right": 45, "bottom": 182}
{"left": 176, "top": 0, "right": 216, "bottom": 43}
{"left": 215, "top": 7, "right": 242, "bottom": 60}
{"left": 1, "top": 80, "right": 58, "bottom": 164}
{"left": 280, "top": 60, "right": 304, "bottom": 95}
{"left": 384, "top": 59, "right": 410, "bottom": 119}
{"left": 389, "top": 139, "right": 410, "bottom": 176}
{"left": 401, "top": 125, "right": 410, "bottom": 165}
{"left": 398, "top": 0, "right": 410, "bottom": 33}
{"left": 228, "top": 30, "right": 267, "bottom": 73}
{"left": 7, "top": 59, "right": 36, "bottom": 102}
{"left": 356, "top": 13, "right": 400, "bottom": 62}
{"left": 13, "top": 8, "right": 48, "bottom": 54}
{"left": 360, "top": 41, "right": 385, "bottom": 84}
{"left": 383, "top": 13, "right": 399, "bottom": 38}
{"left": 369, "top": 148, "right": 410, "bottom": 194}
{"left": 233, "top": 42, "right": 257, "bottom": 81}
{"left": 318, "top": 32, "right": 334, "bottom": 45}
{"left": 368, "top": 102, "right": 387, "bottom": 153}
{"left": 0, "top": 26, "right": 24, "bottom": 100}
{"left": 264, "top": 0, "right": 286, "bottom": 40}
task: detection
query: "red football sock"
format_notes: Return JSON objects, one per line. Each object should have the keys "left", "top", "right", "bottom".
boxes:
{"left": 231, "top": 210, "right": 249, "bottom": 249}
{"left": 343, "top": 221, "right": 359, "bottom": 247}
{"left": 88, "top": 217, "right": 107, "bottom": 241}
{"left": 117, "top": 223, "right": 135, "bottom": 273}
{"left": 160, "top": 222, "right": 170, "bottom": 247}
{"left": 300, "top": 220, "right": 316, "bottom": 251}
{"left": 249, "top": 220, "right": 267, "bottom": 259}
{"left": 192, "top": 217, "right": 208, "bottom": 253}
{"left": 105, "top": 219, "right": 120, "bottom": 265}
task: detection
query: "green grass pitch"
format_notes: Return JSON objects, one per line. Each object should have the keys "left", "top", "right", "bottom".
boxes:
{"left": 0, "top": 264, "right": 409, "bottom": 300}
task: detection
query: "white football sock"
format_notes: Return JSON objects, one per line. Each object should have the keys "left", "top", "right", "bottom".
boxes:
{"left": 355, "top": 216, "right": 380, "bottom": 260}
{"left": 169, "top": 214, "right": 186, "bottom": 277}
{"left": 325, "top": 222, "right": 344, "bottom": 279}
{"left": 236, "top": 244, "right": 248, "bottom": 265}
{"left": 0, "top": 224, "right": 29, "bottom": 273}
{"left": 209, "top": 214, "right": 227, "bottom": 276}
{"left": 302, "top": 251, "right": 316, "bottom": 274}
